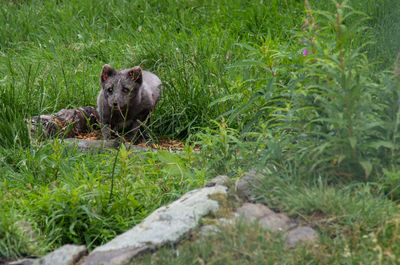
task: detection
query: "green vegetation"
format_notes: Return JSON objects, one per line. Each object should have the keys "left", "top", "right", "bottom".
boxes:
{"left": 1, "top": 0, "right": 400, "bottom": 263}
{"left": 136, "top": 215, "right": 400, "bottom": 264}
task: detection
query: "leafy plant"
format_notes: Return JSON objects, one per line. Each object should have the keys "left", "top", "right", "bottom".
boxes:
{"left": 273, "top": 0, "right": 400, "bottom": 180}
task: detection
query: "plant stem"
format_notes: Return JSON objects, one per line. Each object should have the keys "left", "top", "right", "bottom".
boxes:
{"left": 336, "top": 1, "right": 344, "bottom": 71}
{"left": 108, "top": 141, "right": 121, "bottom": 205}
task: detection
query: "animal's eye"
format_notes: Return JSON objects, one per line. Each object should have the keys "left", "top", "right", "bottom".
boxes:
{"left": 122, "top": 87, "right": 130, "bottom": 93}
{"left": 107, "top": 87, "right": 113, "bottom": 93}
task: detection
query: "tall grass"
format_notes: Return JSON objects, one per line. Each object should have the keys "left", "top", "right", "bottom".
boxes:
{"left": 1, "top": 0, "right": 400, "bottom": 262}
{"left": 0, "top": 141, "right": 205, "bottom": 260}
{"left": 0, "top": 0, "right": 306, "bottom": 142}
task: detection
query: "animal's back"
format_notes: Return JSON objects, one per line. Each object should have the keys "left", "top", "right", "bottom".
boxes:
{"left": 142, "top": 70, "right": 162, "bottom": 104}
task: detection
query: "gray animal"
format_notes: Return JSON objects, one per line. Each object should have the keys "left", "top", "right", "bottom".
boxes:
{"left": 97, "top": 64, "right": 162, "bottom": 142}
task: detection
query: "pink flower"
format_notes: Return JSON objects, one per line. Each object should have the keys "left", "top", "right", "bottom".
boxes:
{"left": 303, "top": 49, "right": 309, "bottom": 56}
{"left": 302, "top": 19, "right": 309, "bottom": 31}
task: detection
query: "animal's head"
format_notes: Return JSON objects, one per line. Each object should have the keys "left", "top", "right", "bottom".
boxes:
{"left": 100, "top": 64, "right": 143, "bottom": 110}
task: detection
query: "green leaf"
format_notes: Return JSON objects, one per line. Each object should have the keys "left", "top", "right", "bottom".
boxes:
{"left": 235, "top": 43, "right": 260, "bottom": 53}
{"left": 368, "top": 140, "right": 395, "bottom": 150}
{"left": 359, "top": 160, "right": 372, "bottom": 178}
{"left": 349, "top": 137, "right": 357, "bottom": 149}
{"left": 227, "top": 60, "right": 267, "bottom": 68}
{"left": 208, "top": 93, "right": 242, "bottom": 108}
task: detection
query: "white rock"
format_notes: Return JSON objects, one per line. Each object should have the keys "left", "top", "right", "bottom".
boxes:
{"left": 33, "top": 244, "right": 86, "bottom": 265}
{"left": 200, "top": 225, "right": 220, "bottom": 236}
{"left": 92, "top": 185, "right": 227, "bottom": 253}
{"left": 6, "top": 258, "right": 35, "bottom": 265}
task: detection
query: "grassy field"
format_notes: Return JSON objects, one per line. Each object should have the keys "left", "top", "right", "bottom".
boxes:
{"left": 1, "top": 0, "right": 400, "bottom": 263}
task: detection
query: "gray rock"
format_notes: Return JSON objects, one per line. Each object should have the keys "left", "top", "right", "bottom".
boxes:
{"left": 6, "top": 258, "right": 35, "bottom": 265}
{"left": 258, "top": 213, "right": 292, "bottom": 232}
{"left": 64, "top": 139, "right": 156, "bottom": 153}
{"left": 235, "top": 170, "right": 261, "bottom": 200}
{"left": 81, "top": 246, "right": 147, "bottom": 265}
{"left": 286, "top": 226, "right": 318, "bottom": 247}
{"left": 33, "top": 244, "right": 86, "bottom": 265}
{"left": 64, "top": 139, "right": 120, "bottom": 152}
{"left": 236, "top": 203, "right": 274, "bottom": 221}
{"left": 217, "top": 213, "right": 239, "bottom": 226}
{"left": 199, "top": 225, "right": 220, "bottom": 236}
{"left": 83, "top": 185, "right": 227, "bottom": 265}
{"left": 208, "top": 175, "right": 231, "bottom": 187}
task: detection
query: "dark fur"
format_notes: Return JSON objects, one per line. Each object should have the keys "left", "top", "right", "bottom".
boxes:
{"left": 97, "top": 64, "right": 162, "bottom": 142}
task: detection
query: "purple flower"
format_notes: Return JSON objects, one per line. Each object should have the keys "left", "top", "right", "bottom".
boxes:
{"left": 303, "top": 49, "right": 309, "bottom": 56}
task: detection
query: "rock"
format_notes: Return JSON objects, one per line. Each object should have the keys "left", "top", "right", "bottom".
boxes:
{"left": 235, "top": 170, "right": 261, "bottom": 200}
{"left": 236, "top": 203, "right": 294, "bottom": 232}
{"left": 199, "top": 225, "right": 220, "bottom": 236}
{"left": 217, "top": 212, "right": 239, "bottom": 226}
{"left": 236, "top": 203, "right": 274, "bottom": 221}
{"left": 286, "top": 226, "right": 318, "bottom": 247}
{"left": 6, "top": 258, "right": 35, "bottom": 265}
{"left": 83, "top": 185, "right": 227, "bottom": 265}
{"left": 206, "top": 175, "right": 231, "bottom": 187}
{"left": 80, "top": 247, "right": 148, "bottom": 265}
{"left": 63, "top": 139, "right": 155, "bottom": 153}
{"left": 64, "top": 139, "right": 120, "bottom": 152}
{"left": 32, "top": 244, "right": 86, "bottom": 265}
{"left": 258, "top": 213, "right": 292, "bottom": 232}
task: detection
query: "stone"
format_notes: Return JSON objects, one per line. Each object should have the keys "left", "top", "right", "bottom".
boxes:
{"left": 63, "top": 139, "right": 155, "bottom": 153}
{"left": 32, "top": 244, "right": 86, "bottom": 265}
{"left": 81, "top": 247, "right": 147, "bottom": 265}
{"left": 207, "top": 175, "right": 231, "bottom": 187}
{"left": 236, "top": 203, "right": 274, "bottom": 221}
{"left": 235, "top": 170, "right": 261, "bottom": 200}
{"left": 217, "top": 212, "right": 239, "bottom": 226}
{"left": 6, "top": 259, "right": 35, "bottom": 265}
{"left": 64, "top": 139, "right": 120, "bottom": 152}
{"left": 258, "top": 213, "right": 292, "bottom": 232}
{"left": 199, "top": 225, "right": 220, "bottom": 236}
{"left": 286, "top": 226, "right": 318, "bottom": 247}
{"left": 83, "top": 185, "right": 227, "bottom": 265}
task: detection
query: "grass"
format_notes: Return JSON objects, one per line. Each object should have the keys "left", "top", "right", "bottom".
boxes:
{"left": 0, "top": 140, "right": 205, "bottom": 261}
{"left": 135, "top": 168, "right": 400, "bottom": 264}
{"left": 135, "top": 213, "right": 400, "bottom": 264}
{"left": 0, "top": 1, "right": 307, "bottom": 258}
{"left": 1, "top": 0, "right": 400, "bottom": 263}
{"left": 0, "top": 0, "right": 306, "bottom": 139}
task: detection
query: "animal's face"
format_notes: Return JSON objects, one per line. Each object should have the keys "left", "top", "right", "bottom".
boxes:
{"left": 100, "top": 64, "right": 142, "bottom": 111}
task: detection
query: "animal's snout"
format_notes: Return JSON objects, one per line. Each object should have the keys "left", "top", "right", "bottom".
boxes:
{"left": 113, "top": 102, "right": 118, "bottom": 107}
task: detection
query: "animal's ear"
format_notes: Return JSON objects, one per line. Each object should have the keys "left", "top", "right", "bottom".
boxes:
{"left": 101, "top": 64, "right": 117, "bottom": 83}
{"left": 127, "top": 66, "right": 143, "bottom": 84}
